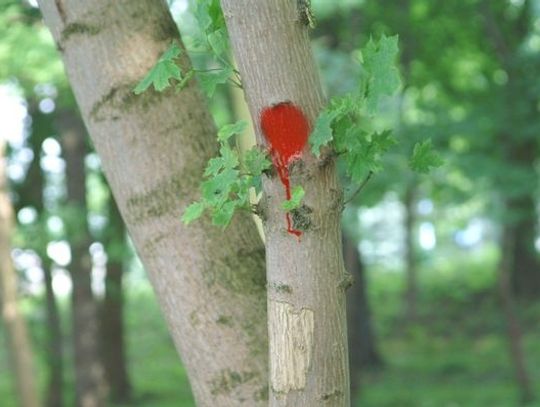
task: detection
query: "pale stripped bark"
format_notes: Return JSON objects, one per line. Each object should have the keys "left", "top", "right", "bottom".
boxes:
{"left": 221, "top": 1, "right": 350, "bottom": 405}
{"left": 0, "top": 139, "right": 40, "bottom": 407}
{"left": 38, "top": 1, "right": 268, "bottom": 405}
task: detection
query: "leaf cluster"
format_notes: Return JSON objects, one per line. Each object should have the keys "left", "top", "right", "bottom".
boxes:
{"left": 134, "top": 0, "right": 240, "bottom": 98}
{"left": 181, "top": 121, "right": 271, "bottom": 227}
{"left": 310, "top": 35, "right": 442, "bottom": 188}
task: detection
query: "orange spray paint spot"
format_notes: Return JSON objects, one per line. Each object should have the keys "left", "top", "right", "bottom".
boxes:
{"left": 260, "top": 102, "right": 310, "bottom": 237}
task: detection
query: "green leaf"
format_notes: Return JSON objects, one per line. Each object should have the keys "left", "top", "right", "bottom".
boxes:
{"left": 195, "top": 0, "right": 225, "bottom": 31}
{"left": 134, "top": 43, "right": 183, "bottom": 94}
{"left": 244, "top": 148, "right": 271, "bottom": 176}
{"left": 362, "top": 35, "right": 401, "bottom": 114}
{"left": 201, "top": 168, "right": 239, "bottom": 205}
{"left": 218, "top": 120, "right": 247, "bottom": 141}
{"left": 208, "top": 28, "right": 227, "bottom": 56}
{"left": 197, "top": 66, "right": 232, "bottom": 97}
{"left": 219, "top": 143, "right": 239, "bottom": 169}
{"left": 310, "top": 110, "right": 336, "bottom": 157}
{"left": 212, "top": 200, "right": 236, "bottom": 227}
{"left": 207, "top": 0, "right": 225, "bottom": 31}
{"left": 372, "top": 130, "right": 397, "bottom": 151}
{"left": 410, "top": 139, "right": 444, "bottom": 173}
{"left": 194, "top": 0, "right": 212, "bottom": 31}
{"left": 181, "top": 202, "right": 205, "bottom": 224}
{"left": 161, "top": 42, "right": 182, "bottom": 61}
{"left": 282, "top": 186, "right": 305, "bottom": 212}
{"left": 204, "top": 157, "right": 225, "bottom": 177}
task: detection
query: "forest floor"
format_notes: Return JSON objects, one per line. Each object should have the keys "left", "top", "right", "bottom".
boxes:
{"left": 1, "top": 252, "right": 539, "bottom": 406}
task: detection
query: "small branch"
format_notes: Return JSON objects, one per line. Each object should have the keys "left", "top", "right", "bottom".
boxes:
{"left": 343, "top": 171, "right": 374, "bottom": 206}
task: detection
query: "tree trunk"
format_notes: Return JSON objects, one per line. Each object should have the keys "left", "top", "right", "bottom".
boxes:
{"left": 506, "top": 193, "right": 540, "bottom": 298}
{"left": 403, "top": 183, "right": 418, "bottom": 320}
{"left": 28, "top": 105, "right": 65, "bottom": 407}
{"left": 499, "top": 226, "right": 534, "bottom": 403}
{"left": 221, "top": 1, "right": 350, "bottom": 405}
{"left": 0, "top": 137, "right": 40, "bottom": 407}
{"left": 343, "top": 232, "right": 382, "bottom": 400}
{"left": 38, "top": 1, "right": 269, "bottom": 405}
{"left": 57, "top": 110, "right": 107, "bottom": 407}
{"left": 43, "top": 260, "right": 64, "bottom": 407}
{"left": 100, "top": 197, "right": 131, "bottom": 403}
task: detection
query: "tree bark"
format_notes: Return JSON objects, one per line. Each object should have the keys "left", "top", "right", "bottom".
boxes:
{"left": 221, "top": 1, "right": 350, "bottom": 405}
{"left": 100, "top": 196, "right": 131, "bottom": 403}
{"left": 38, "top": 1, "right": 269, "bottom": 405}
{"left": 0, "top": 136, "right": 40, "bottom": 407}
{"left": 343, "top": 232, "right": 382, "bottom": 400}
{"left": 403, "top": 183, "right": 418, "bottom": 320}
{"left": 57, "top": 110, "right": 107, "bottom": 407}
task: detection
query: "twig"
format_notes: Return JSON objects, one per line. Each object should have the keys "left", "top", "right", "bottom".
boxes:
{"left": 343, "top": 171, "right": 374, "bottom": 206}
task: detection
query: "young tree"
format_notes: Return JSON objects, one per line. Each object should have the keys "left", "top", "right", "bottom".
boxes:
{"left": 37, "top": 1, "right": 269, "bottom": 405}
{"left": 220, "top": 1, "right": 350, "bottom": 404}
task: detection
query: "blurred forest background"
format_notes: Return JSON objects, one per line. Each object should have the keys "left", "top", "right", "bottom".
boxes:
{"left": 1, "top": 0, "right": 540, "bottom": 406}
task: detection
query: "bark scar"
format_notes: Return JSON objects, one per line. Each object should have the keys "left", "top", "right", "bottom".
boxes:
{"left": 269, "top": 300, "right": 314, "bottom": 393}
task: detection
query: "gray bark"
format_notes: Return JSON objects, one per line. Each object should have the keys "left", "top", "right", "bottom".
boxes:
{"left": 221, "top": 1, "right": 350, "bottom": 405}
{"left": 0, "top": 138, "right": 40, "bottom": 407}
{"left": 37, "top": 1, "right": 268, "bottom": 405}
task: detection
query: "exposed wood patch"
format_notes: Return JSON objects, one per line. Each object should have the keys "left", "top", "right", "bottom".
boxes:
{"left": 269, "top": 300, "right": 314, "bottom": 393}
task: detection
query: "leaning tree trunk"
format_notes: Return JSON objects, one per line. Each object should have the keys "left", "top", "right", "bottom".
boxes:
{"left": 0, "top": 137, "right": 40, "bottom": 407}
{"left": 38, "top": 1, "right": 269, "bottom": 405}
{"left": 57, "top": 110, "right": 107, "bottom": 407}
{"left": 221, "top": 1, "right": 350, "bottom": 405}
{"left": 100, "top": 196, "right": 131, "bottom": 403}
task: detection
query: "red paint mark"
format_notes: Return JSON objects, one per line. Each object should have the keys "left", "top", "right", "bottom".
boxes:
{"left": 260, "top": 102, "right": 310, "bottom": 237}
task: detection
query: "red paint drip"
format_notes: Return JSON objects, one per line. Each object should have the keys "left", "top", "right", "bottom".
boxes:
{"left": 260, "top": 102, "right": 310, "bottom": 237}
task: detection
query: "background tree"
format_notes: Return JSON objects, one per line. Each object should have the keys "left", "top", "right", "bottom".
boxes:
{"left": 0, "top": 131, "right": 40, "bottom": 407}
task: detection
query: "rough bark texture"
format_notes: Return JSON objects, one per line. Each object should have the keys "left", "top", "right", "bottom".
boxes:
{"left": 221, "top": 1, "right": 350, "bottom": 405}
{"left": 38, "top": 1, "right": 269, "bottom": 405}
{"left": 0, "top": 139, "right": 40, "bottom": 407}
{"left": 58, "top": 110, "right": 107, "bottom": 407}
{"left": 100, "top": 197, "right": 131, "bottom": 403}
{"left": 343, "top": 232, "right": 382, "bottom": 399}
